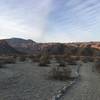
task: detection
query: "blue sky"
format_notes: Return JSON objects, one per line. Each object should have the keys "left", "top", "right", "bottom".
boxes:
{"left": 0, "top": 0, "right": 100, "bottom": 42}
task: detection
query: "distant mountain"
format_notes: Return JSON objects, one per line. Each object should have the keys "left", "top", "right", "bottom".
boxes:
{"left": 6, "top": 38, "right": 36, "bottom": 54}
{"left": 5, "top": 38, "right": 74, "bottom": 54}
{"left": 0, "top": 40, "right": 21, "bottom": 55}
{"left": 3, "top": 38, "right": 100, "bottom": 56}
{"left": 32, "top": 42, "right": 100, "bottom": 56}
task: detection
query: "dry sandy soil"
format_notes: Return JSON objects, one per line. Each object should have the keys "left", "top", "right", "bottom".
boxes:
{"left": 0, "top": 60, "right": 78, "bottom": 100}
{"left": 61, "top": 62, "right": 100, "bottom": 100}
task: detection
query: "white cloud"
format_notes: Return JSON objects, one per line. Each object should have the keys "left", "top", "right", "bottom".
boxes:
{"left": 0, "top": 0, "right": 53, "bottom": 40}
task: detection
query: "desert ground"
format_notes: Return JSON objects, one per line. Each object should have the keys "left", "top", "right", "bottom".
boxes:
{"left": 61, "top": 62, "right": 100, "bottom": 100}
{"left": 0, "top": 58, "right": 79, "bottom": 100}
{"left": 0, "top": 56, "right": 100, "bottom": 100}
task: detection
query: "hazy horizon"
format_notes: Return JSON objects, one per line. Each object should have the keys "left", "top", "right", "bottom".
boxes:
{"left": 0, "top": 0, "right": 100, "bottom": 42}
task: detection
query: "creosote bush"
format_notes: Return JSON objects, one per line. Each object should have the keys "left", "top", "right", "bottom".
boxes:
{"left": 19, "top": 56, "right": 26, "bottom": 62}
{"left": 58, "top": 60, "right": 66, "bottom": 67}
{"left": 80, "top": 57, "right": 94, "bottom": 63}
{"left": 0, "top": 63, "right": 4, "bottom": 68}
{"left": 66, "top": 57, "right": 77, "bottom": 65}
{"left": 60, "top": 54, "right": 77, "bottom": 65}
{"left": 39, "top": 53, "right": 50, "bottom": 66}
{"left": 95, "top": 61, "right": 100, "bottom": 72}
{"left": 32, "top": 54, "right": 41, "bottom": 62}
{"left": 50, "top": 66, "right": 71, "bottom": 80}
{"left": 2, "top": 58, "right": 16, "bottom": 64}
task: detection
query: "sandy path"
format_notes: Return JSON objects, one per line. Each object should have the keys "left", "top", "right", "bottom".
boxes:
{"left": 61, "top": 62, "right": 100, "bottom": 100}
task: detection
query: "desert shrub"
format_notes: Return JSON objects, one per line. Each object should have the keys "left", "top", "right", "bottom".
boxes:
{"left": 28, "top": 55, "right": 35, "bottom": 59}
{"left": 13, "top": 55, "right": 17, "bottom": 59}
{"left": 87, "top": 57, "right": 94, "bottom": 62}
{"left": 58, "top": 60, "right": 66, "bottom": 67}
{"left": 72, "top": 56, "right": 80, "bottom": 61}
{"left": 28, "top": 54, "right": 42, "bottom": 62}
{"left": 95, "top": 61, "right": 100, "bottom": 72}
{"left": 82, "top": 57, "right": 94, "bottom": 63}
{"left": 94, "top": 57, "right": 100, "bottom": 62}
{"left": 62, "top": 53, "right": 71, "bottom": 60}
{"left": 32, "top": 54, "right": 41, "bottom": 62}
{"left": 67, "top": 60, "right": 77, "bottom": 65}
{"left": 3, "top": 58, "right": 16, "bottom": 64}
{"left": 66, "top": 56, "right": 77, "bottom": 65}
{"left": 0, "top": 63, "right": 4, "bottom": 68}
{"left": 50, "top": 66, "right": 71, "bottom": 80}
{"left": 82, "top": 57, "right": 88, "bottom": 63}
{"left": 58, "top": 54, "right": 77, "bottom": 65}
{"left": 55, "top": 55, "right": 63, "bottom": 62}
{"left": 80, "top": 46, "right": 94, "bottom": 56}
{"left": 39, "top": 54, "right": 50, "bottom": 66}
{"left": 59, "top": 61, "right": 66, "bottom": 67}
{"left": 19, "top": 56, "right": 26, "bottom": 62}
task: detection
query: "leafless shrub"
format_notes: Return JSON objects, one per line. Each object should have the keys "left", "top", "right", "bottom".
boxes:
{"left": 0, "top": 62, "right": 4, "bottom": 68}
{"left": 82, "top": 57, "right": 94, "bottom": 63}
{"left": 2, "top": 58, "right": 16, "bottom": 64}
{"left": 49, "top": 66, "right": 71, "bottom": 80}
{"left": 94, "top": 57, "right": 100, "bottom": 62}
{"left": 95, "top": 61, "right": 100, "bottom": 72}
{"left": 72, "top": 56, "right": 80, "bottom": 61}
{"left": 19, "top": 56, "right": 26, "bottom": 62}
{"left": 59, "top": 61, "right": 66, "bottom": 67}
{"left": 30, "top": 54, "right": 41, "bottom": 62}
{"left": 66, "top": 56, "right": 77, "bottom": 65}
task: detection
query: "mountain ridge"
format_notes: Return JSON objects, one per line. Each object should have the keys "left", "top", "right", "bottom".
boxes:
{"left": 0, "top": 37, "right": 100, "bottom": 56}
{"left": 0, "top": 40, "right": 22, "bottom": 55}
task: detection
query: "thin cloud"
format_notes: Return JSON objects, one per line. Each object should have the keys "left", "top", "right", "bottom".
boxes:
{"left": 0, "top": 0, "right": 100, "bottom": 42}
{"left": 0, "top": 0, "right": 53, "bottom": 40}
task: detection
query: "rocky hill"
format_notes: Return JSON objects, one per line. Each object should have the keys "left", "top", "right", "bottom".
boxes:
{"left": 3, "top": 38, "right": 100, "bottom": 56}
{"left": 6, "top": 38, "right": 36, "bottom": 54}
{"left": 0, "top": 40, "right": 21, "bottom": 55}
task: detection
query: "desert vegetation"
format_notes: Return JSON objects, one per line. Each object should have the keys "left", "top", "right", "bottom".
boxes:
{"left": 0, "top": 57, "right": 16, "bottom": 64}
{"left": 50, "top": 64, "right": 71, "bottom": 80}
{"left": 0, "top": 62, "right": 4, "bottom": 68}
{"left": 0, "top": 38, "right": 100, "bottom": 100}
{"left": 31, "top": 54, "right": 41, "bottom": 62}
{"left": 38, "top": 53, "right": 50, "bottom": 66}
{"left": 95, "top": 60, "right": 100, "bottom": 72}
{"left": 48, "top": 56, "right": 73, "bottom": 81}
{"left": 19, "top": 56, "right": 26, "bottom": 62}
